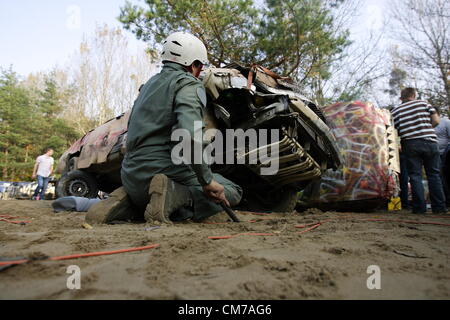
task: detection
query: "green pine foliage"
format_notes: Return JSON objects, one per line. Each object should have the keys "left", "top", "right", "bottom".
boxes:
{"left": 118, "top": 0, "right": 350, "bottom": 86}
{"left": 0, "top": 68, "right": 79, "bottom": 181}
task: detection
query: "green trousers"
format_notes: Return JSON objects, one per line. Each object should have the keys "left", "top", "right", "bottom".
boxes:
{"left": 121, "top": 149, "right": 242, "bottom": 221}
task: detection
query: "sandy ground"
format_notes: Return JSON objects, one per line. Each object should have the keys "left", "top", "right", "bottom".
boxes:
{"left": 0, "top": 199, "right": 449, "bottom": 300}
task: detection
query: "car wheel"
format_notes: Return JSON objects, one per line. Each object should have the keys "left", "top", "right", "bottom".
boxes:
{"left": 56, "top": 170, "right": 99, "bottom": 199}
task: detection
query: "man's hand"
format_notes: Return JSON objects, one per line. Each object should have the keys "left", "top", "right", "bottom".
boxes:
{"left": 203, "top": 180, "right": 230, "bottom": 207}
{"left": 32, "top": 174, "right": 36, "bottom": 179}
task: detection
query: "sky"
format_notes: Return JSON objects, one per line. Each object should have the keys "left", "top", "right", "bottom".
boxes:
{"left": 0, "top": 0, "right": 144, "bottom": 76}
{"left": 0, "top": 0, "right": 387, "bottom": 77}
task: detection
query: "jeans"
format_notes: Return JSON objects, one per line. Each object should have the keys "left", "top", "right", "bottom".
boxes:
{"left": 399, "top": 152, "right": 409, "bottom": 209}
{"left": 402, "top": 139, "right": 447, "bottom": 213}
{"left": 441, "top": 145, "right": 450, "bottom": 206}
{"left": 33, "top": 175, "right": 50, "bottom": 200}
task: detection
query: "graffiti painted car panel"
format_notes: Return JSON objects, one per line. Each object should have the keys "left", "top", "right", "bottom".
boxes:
{"left": 301, "top": 101, "right": 400, "bottom": 211}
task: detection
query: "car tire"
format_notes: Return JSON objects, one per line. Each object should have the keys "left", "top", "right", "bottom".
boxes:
{"left": 56, "top": 170, "right": 99, "bottom": 199}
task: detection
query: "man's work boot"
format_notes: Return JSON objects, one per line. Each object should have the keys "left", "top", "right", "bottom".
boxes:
{"left": 85, "top": 187, "right": 134, "bottom": 224}
{"left": 145, "top": 174, "right": 193, "bottom": 223}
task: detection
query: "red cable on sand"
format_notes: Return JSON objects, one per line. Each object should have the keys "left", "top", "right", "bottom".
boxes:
{"left": 0, "top": 259, "right": 28, "bottom": 266}
{"left": 208, "top": 232, "right": 276, "bottom": 240}
{"left": 297, "top": 223, "right": 321, "bottom": 234}
{"left": 295, "top": 218, "right": 335, "bottom": 234}
{"left": 0, "top": 215, "right": 32, "bottom": 225}
{"left": 362, "top": 218, "right": 450, "bottom": 227}
{"left": 49, "top": 244, "right": 161, "bottom": 261}
{"left": 0, "top": 244, "right": 160, "bottom": 267}
{"left": 294, "top": 216, "right": 450, "bottom": 234}
{"left": 0, "top": 218, "right": 32, "bottom": 225}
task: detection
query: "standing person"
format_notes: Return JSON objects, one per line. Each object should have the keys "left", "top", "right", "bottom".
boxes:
{"left": 399, "top": 151, "right": 410, "bottom": 210}
{"left": 32, "top": 148, "right": 54, "bottom": 200}
{"left": 391, "top": 88, "right": 447, "bottom": 214}
{"left": 434, "top": 108, "right": 450, "bottom": 207}
{"left": 86, "top": 32, "right": 242, "bottom": 224}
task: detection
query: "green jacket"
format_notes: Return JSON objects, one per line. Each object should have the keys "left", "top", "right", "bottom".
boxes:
{"left": 124, "top": 62, "right": 213, "bottom": 186}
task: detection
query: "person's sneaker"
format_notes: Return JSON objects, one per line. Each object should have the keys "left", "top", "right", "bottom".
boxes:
{"left": 85, "top": 187, "right": 134, "bottom": 224}
{"left": 145, "top": 174, "right": 193, "bottom": 223}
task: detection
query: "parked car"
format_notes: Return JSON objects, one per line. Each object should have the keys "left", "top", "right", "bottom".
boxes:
{"left": 56, "top": 64, "right": 343, "bottom": 212}
{"left": 0, "top": 181, "right": 11, "bottom": 193}
{"left": 0, "top": 180, "right": 56, "bottom": 200}
{"left": 0, "top": 181, "right": 12, "bottom": 199}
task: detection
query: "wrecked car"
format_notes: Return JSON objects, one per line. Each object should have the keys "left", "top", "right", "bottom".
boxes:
{"left": 299, "top": 101, "right": 400, "bottom": 211}
{"left": 56, "top": 64, "right": 343, "bottom": 212}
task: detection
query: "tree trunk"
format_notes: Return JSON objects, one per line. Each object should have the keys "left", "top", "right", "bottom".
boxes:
{"left": 3, "top": 149, "right": 8, "bottom": 179}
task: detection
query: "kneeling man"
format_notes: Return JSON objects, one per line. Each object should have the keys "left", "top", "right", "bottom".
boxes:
{"left": 86, "top": 32, "right": 242, "bottom": 224}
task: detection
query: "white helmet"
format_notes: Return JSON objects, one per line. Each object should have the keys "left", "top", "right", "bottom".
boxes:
{"left": 161, "top": 32, "right": 208, "bottom": 66}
